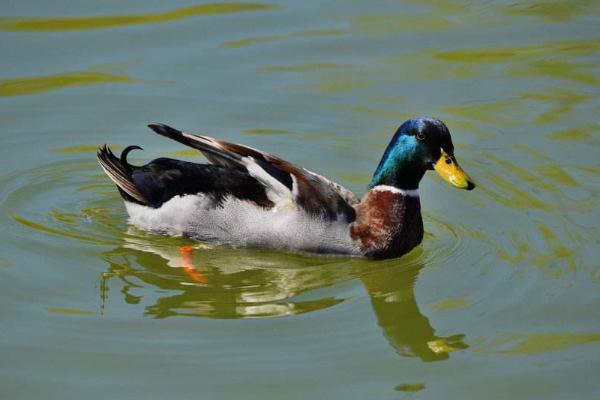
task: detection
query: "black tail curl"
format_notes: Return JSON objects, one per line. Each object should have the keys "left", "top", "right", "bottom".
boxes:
{"left": 120, "top": 145, "right": 143, "bottom": 170}
{"left": 97, "top": 144, "right": 147, "bottom": 204}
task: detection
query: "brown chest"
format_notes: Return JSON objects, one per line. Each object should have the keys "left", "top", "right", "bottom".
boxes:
{"left": 349, "top": 188, "right": 423, "bottom": 259}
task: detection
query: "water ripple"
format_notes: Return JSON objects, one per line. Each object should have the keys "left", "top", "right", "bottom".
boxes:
{"left": 0, "top": 67, "right": 139, "bottom": 97}
{"left": 0, "top": 3, "right": 278, "bottom": 31}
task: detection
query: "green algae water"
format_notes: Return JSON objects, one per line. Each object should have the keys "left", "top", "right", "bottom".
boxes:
{"left": 1, "top": 1, "right": 599, "bottom": 398}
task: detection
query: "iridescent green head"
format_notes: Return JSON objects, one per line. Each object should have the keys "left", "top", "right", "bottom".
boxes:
{"left": 369, "top": 118, "right": 475, "bottom": 191}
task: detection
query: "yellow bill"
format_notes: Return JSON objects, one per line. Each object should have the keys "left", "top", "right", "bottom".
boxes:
{"left": 433, "top": 149, "right": 476, "bottom": 190}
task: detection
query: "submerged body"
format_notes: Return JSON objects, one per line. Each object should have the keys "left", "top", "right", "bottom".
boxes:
{"left": 98, "top": 118, "right": 474, "bottom": 259}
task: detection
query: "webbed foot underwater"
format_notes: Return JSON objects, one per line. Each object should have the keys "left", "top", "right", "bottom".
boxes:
{"left": 97, "top": 117, "right": 475, "bottom": 259}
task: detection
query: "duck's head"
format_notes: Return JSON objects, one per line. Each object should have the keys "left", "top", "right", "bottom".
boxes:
{"left": 369, "top": 117, "right": 475, "bottom": 191}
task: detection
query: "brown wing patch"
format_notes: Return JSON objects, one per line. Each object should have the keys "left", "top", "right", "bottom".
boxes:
{"left": 218, "top": 141, "right": 356, "bottom": 221}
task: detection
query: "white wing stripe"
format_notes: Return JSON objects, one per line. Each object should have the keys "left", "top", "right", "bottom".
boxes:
{"left": 243, "top": 157, "right": 295, "bottom": 210}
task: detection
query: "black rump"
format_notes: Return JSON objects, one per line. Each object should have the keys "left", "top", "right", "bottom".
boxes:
{"left": 131, "top": 158, "right": 274, "bottom": 209}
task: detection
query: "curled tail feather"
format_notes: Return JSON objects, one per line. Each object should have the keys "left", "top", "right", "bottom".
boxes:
{"left": 97, "top": 145, "right": 147, "bottom": 204}
{"left": 120, "top": 145, "right": 143, "bottom": 169}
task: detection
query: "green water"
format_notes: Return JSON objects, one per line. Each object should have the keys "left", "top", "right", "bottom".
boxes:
{"left": 1, "top": 1, "right": 599, "bottom": 398}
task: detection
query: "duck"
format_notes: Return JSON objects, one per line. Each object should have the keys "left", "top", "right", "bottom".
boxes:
{"left": 97, "top": 117, "right": 475, "bottom": 259}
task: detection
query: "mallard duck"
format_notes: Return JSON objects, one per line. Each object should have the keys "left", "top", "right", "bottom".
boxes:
{"left": 97, "top": 118, "right": 475, "bottom": 259}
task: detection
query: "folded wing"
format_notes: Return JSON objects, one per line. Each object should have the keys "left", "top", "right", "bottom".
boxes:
{"left": 148, "top": 124, "right": 357, "bottom": 222}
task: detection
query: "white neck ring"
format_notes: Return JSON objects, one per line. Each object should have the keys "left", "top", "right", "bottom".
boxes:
{"left": 371, "top": 185, "right": 419, "bottom": 198}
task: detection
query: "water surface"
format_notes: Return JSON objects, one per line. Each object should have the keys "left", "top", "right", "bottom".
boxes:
{"left": 1, "top": 1, "right": 599, "bottom": 399}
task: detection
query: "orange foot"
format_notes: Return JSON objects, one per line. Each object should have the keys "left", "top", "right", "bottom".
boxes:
{"left": 179, "top": 245, "right": 208, "bottom": 284}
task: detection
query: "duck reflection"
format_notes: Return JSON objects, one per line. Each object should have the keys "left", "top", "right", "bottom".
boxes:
{"left": 100, "top": 233, "right": 353, "bottom": 318}
{"left": 100, "top": 233, "right": 467, "bottom": 361}
{"left": 359, "top": 261, "right": 468, "bottom": 361}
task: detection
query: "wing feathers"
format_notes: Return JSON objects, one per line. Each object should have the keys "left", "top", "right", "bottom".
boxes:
{"left": 148, "top": 123, "right": 294, "bottom": 190}
{"left": 148, "top": 124, "right": 241, "bottom": 166}
{"left": 148, "top": 123, "right": 357, "bottom": 222}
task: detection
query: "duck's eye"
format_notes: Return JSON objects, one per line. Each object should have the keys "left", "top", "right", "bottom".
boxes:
{"left": 416, "top": 132, "right": 426, "bottom": 141}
